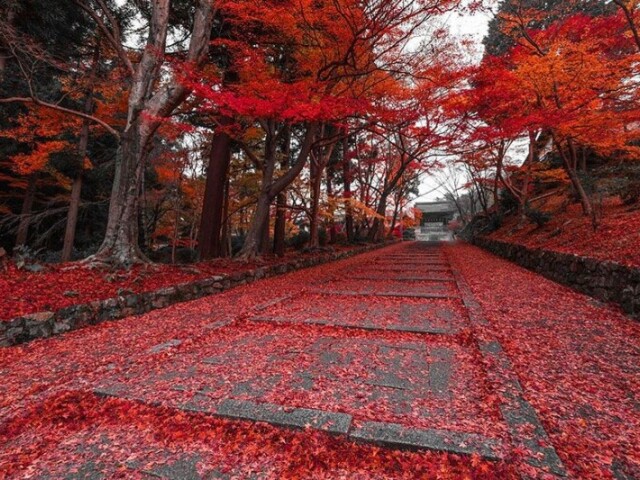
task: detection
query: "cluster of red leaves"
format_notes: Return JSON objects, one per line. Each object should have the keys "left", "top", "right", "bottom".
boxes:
{"left": 488, "top": 196, "right": 640, "bottom": 267}
{"left": 0, "top": 245, "right": 356, "bottom": 321}
{"left": 446, "top": 243, "right": 640, "bottom": 479}
{"left": 0, "top": 244, "right": 516, "bottom": 478}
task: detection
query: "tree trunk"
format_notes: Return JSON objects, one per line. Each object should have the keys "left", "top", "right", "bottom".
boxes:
{"left": 199, "top": 121, "right": 232, "bottom": 259}
{"left": 220, "top": 175, "right": 231, "bottom": 257}
{"left": 15, "top": 174, "right": 36, "bottom": 247}
{"left": 342, "top": 134, "right": 354, "bottom": 242}
{"left": 273, "top": 192, "right": 286, "bottom": 256}
{"left": 309, "top": 159, "right": 323, "bottom": 248}
{"left": 238, "top": 122, "right": 318, "bottom": 260}
{"left": 326, "top": 164, "right": 337, "bottom": 244}
{"left": 555, "top": 136, "right": 593, "bottom": 218}
{"left": 0, "top": 5, "right": 16, "bottom": 82}
{"left": 87, "top": 0, "right": 214, "bottom": 266}
{"left": 92, "top": 125, "right": 149, "bottom": 265}
{"left": 239, "top": 191, "right": 272, "bottom": 260}
{"left": 61, "top": 173, "right": 83, "bottom": 262}
{"left": 62, "top": 42, "right": 100, "bottom": 262}
{"left": 260, "top": 203, "right": 271, "bottom": 255}
{"left": 61, "top": 97, "right": 94, "bottom": 262}
{"left": 273, "top": 126, "right": 291, "bottom": 257}
{"left": 368, "top": 195, "right": 387, "bottom": 243}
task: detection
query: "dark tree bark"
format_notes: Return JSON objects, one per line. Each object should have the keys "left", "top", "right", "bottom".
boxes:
{"left": 15, "top": 174, "right": 36, "bottom": 247}
{"left": 326, "top": 163, "right": 337, "bottom": 244}
{"left": 61, "top": 64, "right": 97, "bottom": 262}
{"left": 61, "top": 172, "right": 83, "bottom": 261}
{"left": 342, "top": 133, "right": 354, "bottom": 242}
{"left": 273, "top": 128, "right": 291, "bottom": 257}
{"left": 309, "top": 138, "right": 337, "bottom": 248}
{"left": 273, "top": 192, "right": 287, "bottom": 256}
{"left": 199, "top": 119, "right": 233, "bottom": 259}
{"left": 220, "top": 175, "right": 231, "bottom": 257}
{"left": 238, "top": 122, "right": 318, "bottom": 260}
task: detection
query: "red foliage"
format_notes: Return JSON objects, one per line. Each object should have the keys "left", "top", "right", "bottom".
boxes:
{"left": 487, "top": 197, "right": 640, "bottom": 267}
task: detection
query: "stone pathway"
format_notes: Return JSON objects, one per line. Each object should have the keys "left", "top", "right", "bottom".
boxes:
{"left": 89, "top": 243, "right": 566, "bottom": 478}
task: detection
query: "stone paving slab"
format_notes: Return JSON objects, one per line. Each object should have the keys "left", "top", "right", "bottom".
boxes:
{"left": 374, "top": 261, "right": 450, "bottom": 266}
{"left": 248, "top": 293, "right": 468, "bottom": 334}
{"left": 448, "top": 262, "right": 568, "bottom": 478}
{"left": 250, "top": 315, "right": 457, "bottom": 335}
{"left": 363, "top": 266, "right": 452, "bottom": 273}
{"left": 349, "top": 421, "right": 504, "bottom": 461}
{"left": 349, "top": 275, "right": 456, "bottom": 282}
{"left": 308, "top": 290, "right": 461, "bottom": 300}
{"left": 183, "top": 397, "right": 352, "bottom": 435}
{"left": 316, "top": 279, "right": 459, "bottom": 297}
{"left": 94, "top": 327, "right": 502, "bottom": 442}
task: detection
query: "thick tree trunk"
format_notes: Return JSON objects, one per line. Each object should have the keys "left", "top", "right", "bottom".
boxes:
{"left": 273, "top": 127, "right": 291, "bottom": 257}
{"left": 238, "top": 123, "right": 318, "bottom": 259}
{"left": 87, "top": 0, "right": 214, "bottom": 266}
{"left": 199, "top": 122, "right": 232, "bottom": 259}
{"left": 240, "top": 191, "right": 271, "bottom": 260}
{"left": 15, "top": 174, "right": 36, "bottom": 247}
{"left": 260, "top": 205, "right": 271, "bottom": 255}
{"left": 220, "top": 175, "right": 231, "bottom": 257}
{"left": 326, "top": 165, "right": 336, "bottom": 244}
{"left": 92, "top": 126, "right": 149, "bottom": 265}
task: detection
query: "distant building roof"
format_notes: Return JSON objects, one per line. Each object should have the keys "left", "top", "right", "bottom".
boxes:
{"left": 415, "top": 201, "right": 456, "bottom": 214}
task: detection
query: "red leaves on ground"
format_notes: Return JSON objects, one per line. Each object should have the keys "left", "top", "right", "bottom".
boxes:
{"left": 0, "top": 246, "right": 355, "bottom": 321}
{"left": 446, "top": 243, "right": 640, "bottom": 478}
{"left": 488, "top": 196, "right": 640, "bottom": 267}
{"left": 0, "top": 244, "right": 517, "bottom": 479}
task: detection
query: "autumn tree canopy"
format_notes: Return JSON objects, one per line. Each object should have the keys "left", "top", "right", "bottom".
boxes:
{"left": 0, "top": 0, "right": 639, "bottom": 264}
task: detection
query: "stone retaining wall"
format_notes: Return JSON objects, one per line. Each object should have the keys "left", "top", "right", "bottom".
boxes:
{"left": 473, "top": 237, "right": 640, "bottom": 317}
{"left": 1, "top": 242, "right": 396, "bottom": 347}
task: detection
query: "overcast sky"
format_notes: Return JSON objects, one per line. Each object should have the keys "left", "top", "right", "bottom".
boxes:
{"left": 414, "top": 8, "right": 494, "bottom": 205}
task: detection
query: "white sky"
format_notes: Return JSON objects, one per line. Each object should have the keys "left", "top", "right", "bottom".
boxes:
{"left": 414, "top": 8, "right": 494, "bottom": 205}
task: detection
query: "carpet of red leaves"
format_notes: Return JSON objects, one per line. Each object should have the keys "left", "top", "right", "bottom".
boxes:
{"left": 0, "top": 245, "right": 513, "bottom": 479}
{"left": 0, "top": 246, "right": 355, "bottom": 321}
{"left": 446, "top": 242, "right": 640, "bottom": 479}
{"left": 2, "top": 242, "right": 638, "bottom": 478}
{"left": 488, "top": 196, "right": 640, "bottom": 267}
{"left": 1, "top": 392, "right": 508, "bottom": 479}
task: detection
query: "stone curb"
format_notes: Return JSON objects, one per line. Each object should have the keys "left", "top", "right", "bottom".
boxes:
{"left": 0, "top": 242, "right": 399, "bottom": 347}
{"left": 473, "top": 237, "right": 640, "bottom": 318}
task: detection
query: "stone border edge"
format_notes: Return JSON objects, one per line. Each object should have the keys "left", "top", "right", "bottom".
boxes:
{"left": 1, "top": 241, "right": 400, "bottom": 347}
{"left": 473, "top": 237, "right": 640, "bottom": 318}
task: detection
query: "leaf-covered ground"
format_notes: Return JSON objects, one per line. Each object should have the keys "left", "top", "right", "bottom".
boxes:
{"left": 487, "top": 196, "right": 640, "bottom": 267}
{"left": 0, "top": 245, "right": 356, "bottom": 320}
{"left": 1, "top": 242, "right": 638, "bottom": 478}
{"left": 445, "top": 242, "right": 640, "bottom": 479}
